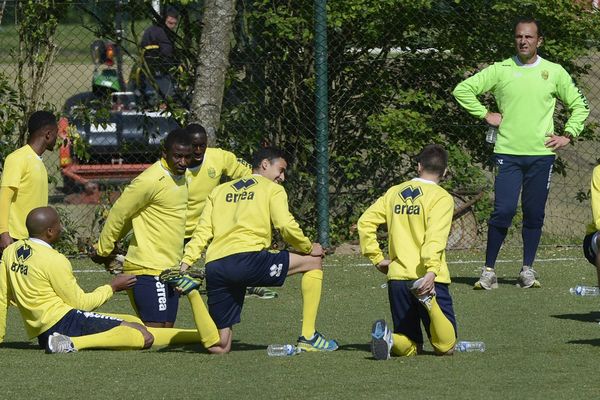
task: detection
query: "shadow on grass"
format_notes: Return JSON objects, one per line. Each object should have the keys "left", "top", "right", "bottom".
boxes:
{"left": 1, "top": 341, "right": 41, "bottom": 350}
{"left": 451, "top": 276, "right": 517, "bottom": 287}
{"left": 338, "top": 343, "right": 370, "bottom": 352}
{"left": 567, "top": 338, "right": 600, "bottom": 347}
{"left": 551, "top": 311, "right": 600, "bottom": 323}
{"left": 155, "top": 340, "right": 265, "bottom": 353}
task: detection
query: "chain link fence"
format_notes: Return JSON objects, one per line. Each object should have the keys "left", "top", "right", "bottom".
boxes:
{"left": 0, "top": 0, "right": 599, "bottom": 254}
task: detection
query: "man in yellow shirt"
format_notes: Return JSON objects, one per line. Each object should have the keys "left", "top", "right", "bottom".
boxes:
{"left": 358, "top": 144, "right": 457, "bottom": 359}
{"left": 180, "top": 146, "right": 338, "bottom": 353}
{"left": 583, "top": 165, "right": 600, "bottom": 286}
{"left": 0, "top": 207, "right": 206, "bottom": 353}
{"left": 0, "top": 111, "right": 58, "bottom": 253}
{"left": 184, "top": 123, "right": 277, "bottom": 299}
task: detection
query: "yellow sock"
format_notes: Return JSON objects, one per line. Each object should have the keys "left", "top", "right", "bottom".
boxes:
{"left": 391, "top": 333, "right": 418, "bottom": 356}
{"left": 301, "top": 269, "right": 323, "bottom": 338}
{"left": 146, "top": 327, "right": 201, "bottom": 346}
{"left": 71, "top": 325, "right": 145, "bottom": 350}
{"left": 187, "top": 290, "right": 221, "bottom": 348}
{"left": 426, "top": 296, "right": 457, "bottom": 353}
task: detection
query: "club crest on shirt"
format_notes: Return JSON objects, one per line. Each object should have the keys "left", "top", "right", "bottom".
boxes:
{"left": 207, "top": 167, "right": 216, "bottom": 178}
{"left": 541, "top": 70, "right": 549, "bottom": 80}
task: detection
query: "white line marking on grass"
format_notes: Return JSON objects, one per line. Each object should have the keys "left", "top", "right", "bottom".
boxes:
{"left": 338, "top": 257, "right": 581, "bottom": 268}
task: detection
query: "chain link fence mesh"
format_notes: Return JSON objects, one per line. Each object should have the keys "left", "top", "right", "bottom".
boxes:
{"left": 0, "top": 0, "right": 599, "bottom": 254}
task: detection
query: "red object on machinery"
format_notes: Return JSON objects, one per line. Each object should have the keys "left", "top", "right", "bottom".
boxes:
{"left": 105, "top": 43, "right": 115, "bottom": 66}
{"left": 58, "top": 116, "right": 151, "bottom": 187}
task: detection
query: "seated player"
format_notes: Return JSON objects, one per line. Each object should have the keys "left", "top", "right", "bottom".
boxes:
{"left": 0, "top": 207, "right": 205, "bottom": 353}
{"left": 180, "top": 146, "right": 338, "bottom": 353}
{"left": 357, "top": 144, "right": 457, "bottom": 359}
{"left": 583, "top": 164, "right": 600, "bottom": 286}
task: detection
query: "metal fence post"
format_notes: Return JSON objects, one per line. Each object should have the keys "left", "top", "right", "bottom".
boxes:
{"left": 314, "top": 0, "right": 329, "bottom": 247}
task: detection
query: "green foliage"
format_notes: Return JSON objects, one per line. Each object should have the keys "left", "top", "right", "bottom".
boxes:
{"left": 0, "top": 72, "right": 22, "bottom": 162}
{"left": 216, "top": 0, "right": 600, "bottom": 245}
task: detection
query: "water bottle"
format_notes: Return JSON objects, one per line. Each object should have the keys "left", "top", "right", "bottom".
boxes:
{"left": 267, "top": 344, "right": 300, "bottom": 356}
{"left": 569, "top": 285, "right": 600, "bottom": 296}
{"left": 454, "top": 341, "right": 485, "bottom": 352}
{"left": 485, "top": 126, "right": 497, "bottom": 144}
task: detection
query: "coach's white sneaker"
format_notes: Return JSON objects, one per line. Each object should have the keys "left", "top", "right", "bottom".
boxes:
{"left": 46, "top": 332, "right": 77, "bottom": 354}
{"left": 517, "top": 266, "right": 541, "bottom": 288}
{"left": 474, "top": 267, "right": 498, "bottom": 290}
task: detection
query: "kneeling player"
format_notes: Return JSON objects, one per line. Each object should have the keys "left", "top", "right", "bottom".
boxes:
{"left": 357, "top": 144, "right": 457, "bottom": 359}
{"left": 0, "top": 207, "right": 206, "bottom": 353}
{"left": 582, "top": 165, "right": 600, "bottom": 287}
{"left": 180, "top": 147, "right": 338, "bottom": 353}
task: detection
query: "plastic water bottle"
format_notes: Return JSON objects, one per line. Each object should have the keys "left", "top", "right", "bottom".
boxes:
{"left": 485, "top": 126, "right": 497, "bottom": 144}
{"left": 454, "top": 341, "right": 485, "bottom": 352}
{"left": 267, "top": 344, "right": 300, "bottom": 356}
{"left": 569, "top": 285, "right": 600, "bottom": 296}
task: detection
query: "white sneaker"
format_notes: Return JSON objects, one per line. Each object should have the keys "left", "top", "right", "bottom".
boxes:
{"left": 371, "top": 319, "right": 393, "bottom": 360}
{"left": 46, "top": 332, "right": 77, "bottom": 354}
{"left": 410, "top": 278, "right": 435, "bottom": 311}
{"left": 474, "top": 267, "right": 498, "bottom": 290}
{"left": 517, "top": 266, "right": 541, "bottom": 288}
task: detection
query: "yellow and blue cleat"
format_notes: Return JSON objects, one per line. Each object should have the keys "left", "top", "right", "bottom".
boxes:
{"left": 297, "top": 331, "right": 338, "bottom": 352}
{"left": 159, "top": 269, "right": 203, "bottom": 295}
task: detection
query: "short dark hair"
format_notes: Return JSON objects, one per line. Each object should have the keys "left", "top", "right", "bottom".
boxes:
{"left": 163, "top": 128, "right": 192, "bottom": 151}
{"left": 186, "top": 123, "right": 207, "bottom": 137}
{"left": 164, "top": 6, "right": 179, "bottom": 20}
{"left": 417, "top": 144, "right": 448, "bottom": 176}
{"left": 513, "top": 17, "right": 543, "bottom": 37}
{"left": 28, "top": 111, "right": 57, "bottom": 137}
{"left": 252, "top": 146, "right": 286, "bottom": 169}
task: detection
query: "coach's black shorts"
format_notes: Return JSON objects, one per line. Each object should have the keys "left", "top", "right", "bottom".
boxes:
{"left": 206, "top": 250, "right": 289, "bottom": 329}
{"left": 38, "top": 309, "right": 122, "bottom": 350}
{"left": 132, "top": 275, "right": 179, "bottom": 324}
{"left": 388, "top": 280, "right": 457, "bottom": 345}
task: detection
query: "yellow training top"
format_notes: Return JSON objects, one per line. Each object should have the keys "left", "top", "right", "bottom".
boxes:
{"left": 182, "top": 174, "right": 312, "bottom": 265}
{"left": 358, "top": 178, "right": 454, "bottom": 283}
{"left": 586, "top": 165, "right": 600, "bottom": 235}
{"left": 185, "top": 148, "right": 251, "bottom": 238}
{"left": 97, "top": 160, "right": 188, "bottom": 275}
{"left": 0, "top": 145, "right": 48, "bottom": 239}
{"left": 0, "top": 239, "right": 113, "bottom": 341}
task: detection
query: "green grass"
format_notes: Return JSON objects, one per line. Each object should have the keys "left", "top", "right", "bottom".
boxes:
{"left": 2, "top": 247, "right": 600, "bottom": 399}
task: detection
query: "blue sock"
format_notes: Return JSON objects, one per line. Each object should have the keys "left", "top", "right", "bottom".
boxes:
{"left": 522, "top": 226, "right": 541, "bottom": 267}
{"left": 485, "top": 225, "right": 508, "bottom": 268}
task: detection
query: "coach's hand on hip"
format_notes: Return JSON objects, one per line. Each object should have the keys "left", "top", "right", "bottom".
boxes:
{"left": 545, "top": 134, "right": 571, "bottom": 151}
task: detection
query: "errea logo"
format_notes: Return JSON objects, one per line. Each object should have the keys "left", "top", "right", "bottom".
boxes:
{"left": 270, "top": 264, "right": 283, "bottom": 277}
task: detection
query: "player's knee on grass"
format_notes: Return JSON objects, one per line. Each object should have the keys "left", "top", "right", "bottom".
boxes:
{"left": 123, "top": 322, "right": 154, "bottom": 348}
{"left": 433, "top": 340, "right": 456, "bottom": 356}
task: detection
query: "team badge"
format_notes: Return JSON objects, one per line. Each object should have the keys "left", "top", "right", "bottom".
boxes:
{"left": 399, "top": 186, "right": 422, "bottom": 203}
{"left": 207, "top": 167, "right": 216, "bottom": 178}
{"left": 541, "top": 70, "right": 549, "bottom": 80}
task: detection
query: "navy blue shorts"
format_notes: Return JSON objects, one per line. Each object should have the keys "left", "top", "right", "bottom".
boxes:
{"left": 387, "top": 280, "right": 457, "bottom": 345}
{"left": 38, "top": 309, "right": 122, "bottom": 350}
{"left": 131, "top": 275, "right": 179, "bottom": 323}
{"left": 206, "top": 250, "right": 289, "bottom": 329}
{"left": 583, "top": 231, "right": 598, "bottom": 265}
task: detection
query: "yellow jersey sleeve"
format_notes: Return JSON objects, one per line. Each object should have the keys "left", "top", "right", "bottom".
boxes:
{"left": 357, "top": 194, "right": 388, "bottom": 266}
{"left": 588, "top": 165, "right": 600, "bottom": 233}
{"left": 220, "top": 150, "right": 252, "bottom": 179}
{"left": 182, "top": 195, "right": 215, "bottom": 266}
{"left": 0, "top": 259, "right": 7, "bottom": 343}
{"left": 0, "top": 186, "right": 15, "bottom": 234}
{"left": 97, "top": 173, "right": 154, "bottom": 256}
{"left": 270, "top": 186, "right": 312, "bottom": 254}
{"left": 48, "top": 255, "right": 113, "bottom": 311}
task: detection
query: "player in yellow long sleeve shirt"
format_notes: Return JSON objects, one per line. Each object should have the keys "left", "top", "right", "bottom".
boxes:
{"left": 358, "top": 144, "right": 457, "bottom": 359}
{"left": 0, "top": 207, "right": 207, "bottom": 353}
{"left": 582, "top": 165, "right": 600, "bottom": 287}
{"left": 0, "top": 111, "right": 58, "bottom": 253}
{"left": 95, "top": 128, "right": 193, "bottom": 327}
{"left": 180, "top": 146, "right": 338, "bottom": 353}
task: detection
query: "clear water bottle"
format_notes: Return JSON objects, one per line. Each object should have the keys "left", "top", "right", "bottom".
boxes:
{"left": 454, "top": 341, "right": 485, "bottom": 352}
{"left": 485, "top": 126, "right": 498, "bottom": 144}
{"left": 569, "top": 285, "right": 600, "bottom": 296}
{"left": 267, "top": 344, "right": 300, "bottom": 356}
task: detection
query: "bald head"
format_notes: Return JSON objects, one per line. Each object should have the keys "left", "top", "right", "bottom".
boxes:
{"left": 26, "top": 207, "right": 61, "bottom": 241}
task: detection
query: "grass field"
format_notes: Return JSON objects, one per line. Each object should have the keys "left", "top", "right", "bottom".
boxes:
{"left": 2, "top": 246, "right": 600, "bottom": 399}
